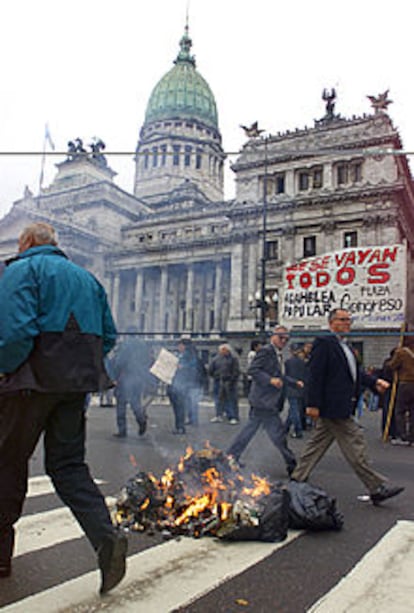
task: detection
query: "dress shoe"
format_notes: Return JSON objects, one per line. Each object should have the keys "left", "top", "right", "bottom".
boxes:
{"left": 98, "top": 531, "right": 128, "bottom": 595}
{"left": 370, "top": 484, "right": 405, "bottom": 505}
{"left": 0, "top": 562, "right": 11, "bottom": 578}
{"left": 138, "top": 417, "right": 147, "bottom": 436}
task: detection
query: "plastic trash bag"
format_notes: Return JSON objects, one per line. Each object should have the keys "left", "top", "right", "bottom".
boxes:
{"left": 287, "top": 481, "right": 344, "bottom": 531}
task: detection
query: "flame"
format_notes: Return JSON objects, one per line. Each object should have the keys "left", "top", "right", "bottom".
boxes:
{"left": 140, "top": 497, "right": 150, "bottom": 510}
{"left": 178, "top": 446, "right": 194, "bottom": 472}
{"left": 242, "top": 474, "right": 271, "bottom": 498}
{"left": 175, "top": 494, "right": 211, "bottom": 526}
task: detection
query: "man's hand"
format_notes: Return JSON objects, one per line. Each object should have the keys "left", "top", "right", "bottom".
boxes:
{"left": 306, "top": 406, "right": 320, "bottom": 420}
{"left": 375, "top": 378, "right": 390, "bottom": 394}
{"left": 296, "top": 379, "right": 304, "bottom": 388}
{"left": 270, "top": 377, "right": 283, "bottom": 389}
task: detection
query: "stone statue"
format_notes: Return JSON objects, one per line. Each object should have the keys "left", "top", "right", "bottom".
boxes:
{"left": 67, "top": 138, "right": 87, "bottom": 160}
{"left": 89, "top": 137, "right": 107, "bottom": 167}
{"left": 367, "top": 90, "right": 393, "bottom": 114}
{"left": 322, "top": 88, "right": 337, "bottom": 119}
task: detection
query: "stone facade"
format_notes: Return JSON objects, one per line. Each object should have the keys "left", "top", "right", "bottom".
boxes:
{"left": 0, "top": 28, "right": 413, "bottom": 367}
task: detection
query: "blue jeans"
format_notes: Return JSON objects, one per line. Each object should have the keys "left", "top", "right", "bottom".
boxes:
{"left": 213, "top": 379, "right": 238, "bottom": 420}
{"left": 226, "top": 408, "right": 296, "bottom": 470}
{"left": 0, "top": 391, "right": 115, "bottom": 553}
{"left": 115, "top": 384, "right": 146, "bottom": 435}
{"left": 285, "top": 397, "right": 304, "bottom": 436}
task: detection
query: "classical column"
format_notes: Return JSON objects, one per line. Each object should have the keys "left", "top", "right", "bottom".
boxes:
{"left": 213, "top": 260, "right": 223, "bottom": 331}
{"left": 111, "top": 272, "right": 120, "bottom": 325}
{"left": 158, "top": 266, "right": 168, "bottom": 333}
{"left": 185, "top": 264, "right": 194, "bottom": 332}
{"left": 134, "top": 269, "right": 143, "bottom": 319}
{"left": 228, "top": 244, "right": 244, "bottom": 329}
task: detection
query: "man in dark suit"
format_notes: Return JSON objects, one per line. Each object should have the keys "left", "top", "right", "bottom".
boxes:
{"left": 291, "top": 308, "right": 404, "bottom": 505}
{"left": 227, "top": 326, "right": 302, "bottom": 476}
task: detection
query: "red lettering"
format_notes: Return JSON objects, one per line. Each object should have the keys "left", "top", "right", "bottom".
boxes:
{"left": 367, "top": 263, "right": 390, "bottom": 284}
{"left": 299, "top": 272, "right": 312, "bottom": 289}
{"left": 357, "top": 249, "right": 373, "bottom": 265}
{"left": 336, "top": 267, "right": 355, "bottom": 285}
{"left": 286, "top": 273, "right": 296, "bottom": 289}
{"left": 316, "top": 271, "right": 330, "bottom": 287}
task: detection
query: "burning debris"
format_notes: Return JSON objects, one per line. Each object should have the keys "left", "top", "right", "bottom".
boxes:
{"left": 115, "top": 444, "right": 343, "bottom": 543}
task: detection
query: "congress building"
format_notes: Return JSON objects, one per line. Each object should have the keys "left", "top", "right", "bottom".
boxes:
{"left": 1, "top": 25, "right": 413, "bottom": 366}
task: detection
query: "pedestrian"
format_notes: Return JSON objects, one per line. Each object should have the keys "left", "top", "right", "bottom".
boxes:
{"left": 285, "top": 344, "right": 307, "bottom": 438}
{"left": 387, "top": 335, "right": 414, "bottom": 445}
{"left": 380, "top": 348, "right": 398, "bottom": 440}
{"left": 226, "top": 326, "right": 301, "bottom": 476}
{"left": 244, "top": 340, "right": 262, "bottom": 397}
{"left": 209, "top": 344, "right": 240, "bottom": 424}
{"left": 112, "top": 331, "right": 150, "bottom": 437}
{"left": 168, "top": 338, "right": 198, "bottom": 434}
{"left": 291, "top": 308, "right": 405, "bottom": 505}
{"left": 0, "top": 223, "right": 127, "bottom": 592}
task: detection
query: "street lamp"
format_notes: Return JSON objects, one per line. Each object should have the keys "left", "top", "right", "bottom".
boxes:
{"left": 248, "top": 289, "right": 279, "bottom": 332}
{"left": 260, "top": 136, "right": 269, "bottom": 334}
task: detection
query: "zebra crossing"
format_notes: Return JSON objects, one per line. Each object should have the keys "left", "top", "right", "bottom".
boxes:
{"left": 3, "top": 475, "right": 413, "bottom": 612}
{"left": 2, "top": 475, "right": 303, "bottom": 612}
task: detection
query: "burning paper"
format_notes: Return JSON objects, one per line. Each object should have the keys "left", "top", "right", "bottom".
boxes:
{"left": 115, "top": 444, "right": 290, "bottom": 542}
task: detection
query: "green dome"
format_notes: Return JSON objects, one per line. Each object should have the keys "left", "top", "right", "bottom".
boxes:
{"left": 144, "top": 27, "right": 218, "bottom": 130}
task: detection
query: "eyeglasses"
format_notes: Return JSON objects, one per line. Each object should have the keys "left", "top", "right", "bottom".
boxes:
{"left": 276, "top": 335, "right": 290, "bottom": 341}
{"left": 335, "top": 317, "right": 352, "bottom": 322}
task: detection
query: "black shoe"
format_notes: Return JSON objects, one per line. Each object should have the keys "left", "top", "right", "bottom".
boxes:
{"left": 172, "top": 428, "right": 186, "bottom": 435}
{"left": 370, "top": 484, "right": 405, "bottom": 505}
{"left": 287, "top": 463, "right": 297, "bottom": 477}
{"left": 98, "top": 531, "right": 128, "bottom": 595}
{"left": 0, "top": 562, "right": 11, "bottom": 578}
{"left": 113, "top": 432, "right": 126, "bottom": 438}
{"left": 138, "top": 418, "right": 147, "bottom": 436}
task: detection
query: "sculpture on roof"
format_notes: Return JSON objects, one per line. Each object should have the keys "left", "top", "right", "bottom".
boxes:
{"left": 89, "top": 137, "right": 107, "bottom": 167}
{"left": 240, "top": 121, "right": 265, "bottom": 138}
{"left": 367, "top": 90, "right": 393, "bottom": 114}
{"left": 322, "top": 88, "right": 337, "bottom": 119}
{"left": 67, "top": 138, "right": 87, "bottom": 160}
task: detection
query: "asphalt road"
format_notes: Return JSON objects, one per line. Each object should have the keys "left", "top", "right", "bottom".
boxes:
{"left": 2, "top": 395, "right": 412, "bottom": 612}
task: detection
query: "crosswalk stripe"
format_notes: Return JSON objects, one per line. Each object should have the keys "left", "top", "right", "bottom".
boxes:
{"left": 15, "top": 497, "right": 117, "bottom": 557}
{"left": 308, "top": 520, "right": 414, "bottom": 613}
{"left": 27, "top": 476, "right": 106, "bottom": 499}
{"left": 3, "top": 530, "right": 303, "bottom": 612}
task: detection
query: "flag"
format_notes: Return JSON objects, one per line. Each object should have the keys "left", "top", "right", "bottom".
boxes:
{"left": 44, "top": 123, "right": 55, "bottom": 150}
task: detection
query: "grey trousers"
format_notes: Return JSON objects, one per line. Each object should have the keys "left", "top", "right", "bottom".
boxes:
{"left": 291, "top": 416, "right": 386, "bottom": 493}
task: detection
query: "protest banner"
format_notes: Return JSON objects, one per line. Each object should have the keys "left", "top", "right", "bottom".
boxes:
{"left": 280, "top": 244, "right": 406, "bottom": 328}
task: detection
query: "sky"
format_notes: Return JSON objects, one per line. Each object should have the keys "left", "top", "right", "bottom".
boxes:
{"left": 1, "top": 0, "right": 413, "bottom": 218}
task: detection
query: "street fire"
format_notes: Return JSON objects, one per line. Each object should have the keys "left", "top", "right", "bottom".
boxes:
{"left": 115, "top": 443, "right": 291, "bottom": 542}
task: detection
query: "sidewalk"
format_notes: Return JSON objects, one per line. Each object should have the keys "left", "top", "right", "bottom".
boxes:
{"left": 309, "top": 520, "right": 414, "bottom": 612}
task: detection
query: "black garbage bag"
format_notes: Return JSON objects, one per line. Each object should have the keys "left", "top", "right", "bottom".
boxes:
{"left": 216, "top": 486, "right": 290, "bottom": 543}
{"left": 287, "top": 481, "right": 344, "bottom": 531}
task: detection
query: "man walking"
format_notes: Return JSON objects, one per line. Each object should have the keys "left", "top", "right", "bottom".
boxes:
{"left": 0, "top": 223, "right": 127, "bottom": 592}
{"left": 209, "top": 344, "right": 240, "bottom": 424}
{"left": 291, "top": 308, "right": 404, "bottom": 505}
{"left": 227, "top": 326, "right": 301, "bottom": 475}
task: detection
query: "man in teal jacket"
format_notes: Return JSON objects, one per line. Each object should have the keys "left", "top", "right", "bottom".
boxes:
{"left": 0, "top": 222, "right": 127, "bottom": 594}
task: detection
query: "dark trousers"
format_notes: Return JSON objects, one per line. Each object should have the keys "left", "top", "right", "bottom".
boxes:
{"left": 168, "top": 387, "right": 186, "bottom": 431}
{"left": 0, "top": 391, "right": 115, "bottom": 560}
{"left": 226, "top": 408, "right": 296, "bottom": 470}
{"left": 395, "top": 382, "right": 414, "bottom": 442}
{"left": 115, "top": 384, "right": 145, "bottom": 435}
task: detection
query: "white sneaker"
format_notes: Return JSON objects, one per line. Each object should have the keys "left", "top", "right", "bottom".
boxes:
{"left": 229, "top": 418, "right": 239, "bottom": 425}
{"left": 210, "top": 416, "right": 223, "bottom": 423}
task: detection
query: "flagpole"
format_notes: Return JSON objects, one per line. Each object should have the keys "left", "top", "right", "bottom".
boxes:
{"left": 38, "top": 131, "right": 47, "bottom": 195}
